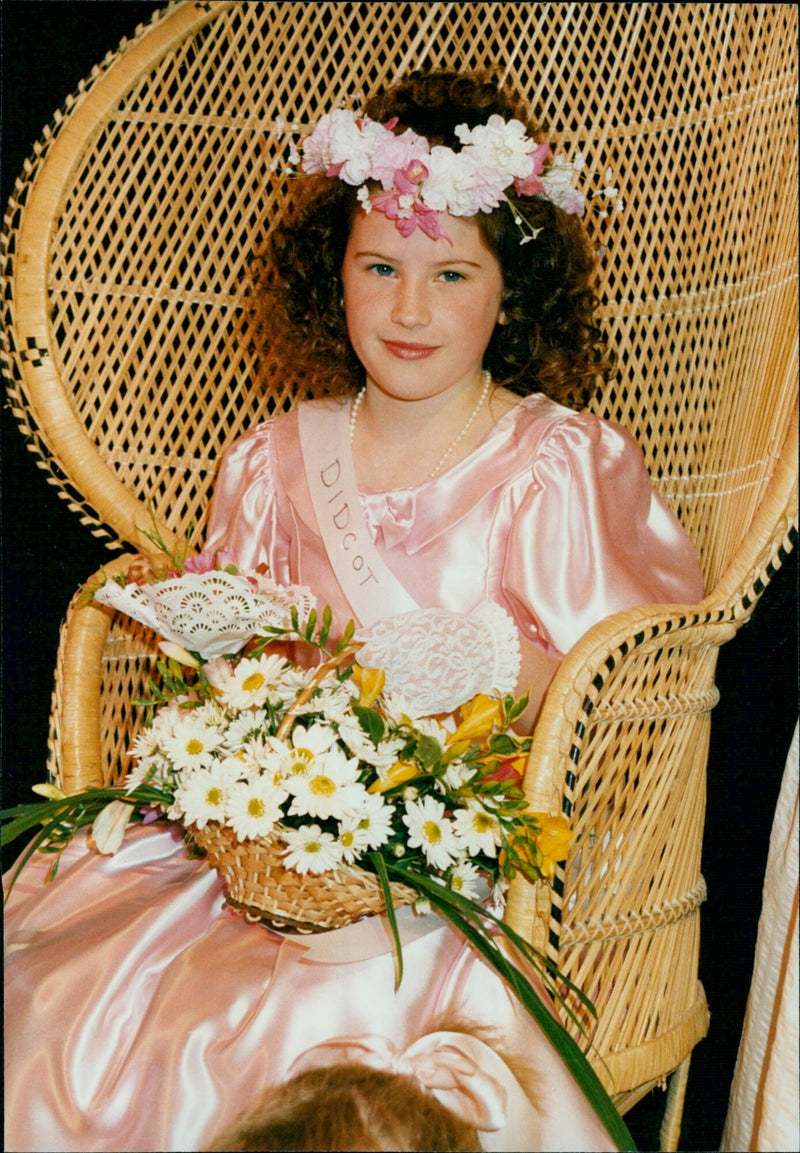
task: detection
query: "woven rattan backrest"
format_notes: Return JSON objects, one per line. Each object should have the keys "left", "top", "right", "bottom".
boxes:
{"left": 2, "top": 2, "right": 797, "bottom": 594}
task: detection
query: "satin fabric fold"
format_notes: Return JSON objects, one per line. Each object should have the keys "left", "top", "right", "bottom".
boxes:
{"left": 205, "top": 394, "right": 703, "bottom": 654}
{"left": 4, "top": 827, "right": 615, "bottom": 1152}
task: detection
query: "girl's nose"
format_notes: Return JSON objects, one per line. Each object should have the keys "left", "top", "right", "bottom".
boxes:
{"left": 391, "top": 278, "right": 429, "bottom": 328}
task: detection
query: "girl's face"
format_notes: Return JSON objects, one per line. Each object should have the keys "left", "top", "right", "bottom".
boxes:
{"left": 342, "top": 208, "right": 504, "bottom": 402}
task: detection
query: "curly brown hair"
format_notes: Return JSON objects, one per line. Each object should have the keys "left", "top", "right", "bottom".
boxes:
{"left": 251, "top": 70, "right": 613, "bottom": 405}
{"left": 206, "top": 1064, "right": 480, "bottom": 1151}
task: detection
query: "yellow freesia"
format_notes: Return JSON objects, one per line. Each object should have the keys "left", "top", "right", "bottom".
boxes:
{"left": 531, "top": 813, "right": 573, "bottom": 880}
{"left": 446, "top": 694, "right": 502, "bottom": 746}
{"left": 368, "top": 760, "right": 419, "bottom": 794}
{"left": 31, "top": 783, "right": 66, "bottom": 801}
{"left": 351, "top": 663, "right": 386, "bottom": 708}
{"left": 158, "top": 641, "right": 200, "bottom": 668}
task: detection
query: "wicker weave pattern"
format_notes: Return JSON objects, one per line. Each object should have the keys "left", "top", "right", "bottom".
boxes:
{"left": 192, "top": 821, "right": 417, "bottom": 932}
{"left": 2, "top": 3, "right": 797, "bottom": 585}
{"left": 2, "top": 5, "right": 797, "bottom": 1149}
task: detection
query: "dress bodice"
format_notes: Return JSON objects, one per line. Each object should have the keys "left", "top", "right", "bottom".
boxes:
{"left": 206, "top": 394, "right": 703, "bottom": 656}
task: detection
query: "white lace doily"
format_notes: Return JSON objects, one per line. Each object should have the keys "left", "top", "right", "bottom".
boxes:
{"left": 94, "top": 571, "right": 316, "bottom": 660}
{"left": 356, "top": 601, "right": 521, "bottom": 715}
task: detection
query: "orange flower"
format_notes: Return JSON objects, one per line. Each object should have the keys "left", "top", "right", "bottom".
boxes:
{"left": 367, "top": 760, "right": 419, "bottom": 794}
{"left": 482, "top": 753, "right": 527, "bottom": 785}
{"left": 531, "top": 813, "right": 572, "bottom": 879}
{"left": 351, "top": 664, "right": 386, "bottom": 708}
{"left": 446, "top": 694, "right": 502, "bottom": 747}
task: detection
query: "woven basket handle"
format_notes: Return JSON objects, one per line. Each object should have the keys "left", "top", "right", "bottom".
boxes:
{"left": 276, "top": 642, "right": 362, "bottom": 739}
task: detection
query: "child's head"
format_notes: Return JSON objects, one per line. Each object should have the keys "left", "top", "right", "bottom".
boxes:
{"left": 206, "top": 1062, "right": 479, "bottom": 1151}
{"left": 255, "top": 69, "right": 612, "bottom": 404}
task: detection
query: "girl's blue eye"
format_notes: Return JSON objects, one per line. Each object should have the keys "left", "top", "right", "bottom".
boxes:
{"left": 438, "top": 270, "right": 464, "bottom": 283}
{"left": 369, "top": 263, "right": 396, "bottom": 277}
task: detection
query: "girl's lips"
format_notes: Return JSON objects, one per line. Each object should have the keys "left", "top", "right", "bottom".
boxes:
{"left": 381, "top": 340, "right": 439, "bottom": 360}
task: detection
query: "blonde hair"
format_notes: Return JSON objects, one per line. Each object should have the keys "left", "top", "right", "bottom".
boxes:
{"left": 206, "top": 1063, "right": 480, "bottom": 1152}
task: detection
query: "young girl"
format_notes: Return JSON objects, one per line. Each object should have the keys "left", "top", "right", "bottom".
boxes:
{"left": 4, "top": 69, "right": 701, "bottom": 1153}
{"left": 204, "top": 70, "right": 702, "bottom": 729}
{"left": 206, "top": 1029, "right": 545, "bottom": 1152}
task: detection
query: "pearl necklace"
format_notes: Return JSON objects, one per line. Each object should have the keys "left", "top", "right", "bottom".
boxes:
{"left": 349, "top": 370, "right": 492, "bottom": 481}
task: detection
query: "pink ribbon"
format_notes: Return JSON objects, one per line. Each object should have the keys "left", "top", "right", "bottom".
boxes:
{"left": 287, "top": 1031, "right": 510, "bottom": 1131}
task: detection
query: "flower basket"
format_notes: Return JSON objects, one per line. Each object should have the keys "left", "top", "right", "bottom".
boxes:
{"left": 191, "top": 821, "right": 417, "bottom": 932}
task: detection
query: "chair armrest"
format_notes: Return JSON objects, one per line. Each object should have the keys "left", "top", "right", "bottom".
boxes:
{"left": 49, "top": 554, "right": 149, "bottom": 793}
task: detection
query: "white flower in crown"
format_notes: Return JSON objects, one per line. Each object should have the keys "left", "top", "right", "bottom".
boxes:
{"left": 301, "top": 108, "right": 378, "bottom": 185}
{"left": 537, "top": 154, "right": 586, "bottom": 216}
{"left": 226, "top": 777, "right": 285, "bottom": 841}
{"left": 281, "top": 823, "right": 344, "bottom": 874}
{"left": 455, "top": 115, "right": 537, "bottom": 181}
{"left": 422, "top": 146, "right": 507, "bottom": 215}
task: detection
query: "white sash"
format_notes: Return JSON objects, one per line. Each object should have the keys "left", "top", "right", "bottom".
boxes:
{"left": 298, "top": 400, "right": 419, "bottom": 626}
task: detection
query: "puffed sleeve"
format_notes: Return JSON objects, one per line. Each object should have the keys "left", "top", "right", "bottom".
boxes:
{"left": 204, "top": 421, "right": 294, "bottom": 584}
{"left": 502, "top": 413, "right": 704, "bottom": 657}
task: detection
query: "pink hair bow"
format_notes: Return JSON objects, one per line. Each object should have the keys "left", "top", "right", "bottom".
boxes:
{"left": 287, "top": 1031, "right": 509, "bottom": 1131}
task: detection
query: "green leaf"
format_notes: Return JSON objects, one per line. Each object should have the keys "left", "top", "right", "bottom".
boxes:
{"left": 352, "top": 704, "right": 386, "bottom": 745}
{"left": 415, "top": 735, "right": 443, "bottom": 771}
{"left": 319, "top": 605, "right": 333, "bottom": 648}
{"left": 383, "top": 862, "right": 635, "bottom": 1151}
{"left": 369, "top": 852, "right": 404, "bottom": 990}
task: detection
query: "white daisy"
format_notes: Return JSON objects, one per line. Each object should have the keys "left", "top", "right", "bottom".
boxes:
{"left": 336, "top": 715, "right": 402, "bottom": 769}
{"left": 128, "top": 727, "right": 161, "bottom": 761}
{"left": 452, "top": 801, "right": 502, "bottom": 858}
{"left": 207, "top": 653, "right": 291, "bottom": 711}
{"left": 173, "top": 763, "right": 230, "bottom": 829}
{"left": 221, "top": 708, "right": 271, "bottom": 750}
{"left": 281, "top": 824, "right": 343, "bottom": 874}
{"left": 336, "top": 816, "right": 371, "bottom": 863}
{"left": 125, "top": 753, "right": 172, "bottom": 791}
{"left": 346, "top": 791, "right": 395, "bottom": 850}
{"left": 403, "top": 795, "right": 461, "bottom": 871}
{"left": 448, "top": 860, "right": 482, "bottom": 900}
{"left": 162, "top": 715, "right": 226, "bottom": 771}
{"left": 487, "top": 876, "right": 509, "bottom": 918}
{"left": 443, "top": 760, "right": 475, "bottom": 790}
{"left": 226, "top": 778, "right": 284, "bottom": 841}
{"left": 280, "top": 721, "right": 340, "bottom": 786}
{"left": 287, "top": 748, "right": 364, "bottom": 821}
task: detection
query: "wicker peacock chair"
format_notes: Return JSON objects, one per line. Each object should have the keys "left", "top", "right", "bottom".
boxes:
{"left": 1, "top": 4, "right": 797, "bottom": 1150}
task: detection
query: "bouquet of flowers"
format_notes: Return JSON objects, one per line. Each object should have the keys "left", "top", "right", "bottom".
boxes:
{"left": 1, "top": 541, "right": 634, "bottom": 1149}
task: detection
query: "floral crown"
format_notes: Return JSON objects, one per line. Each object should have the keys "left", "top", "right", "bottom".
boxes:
{"left": 293, "top": 107, "right": 602, "bottom": 243}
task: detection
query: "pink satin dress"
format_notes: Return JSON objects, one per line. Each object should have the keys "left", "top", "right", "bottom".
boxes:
{"left": 4, "top": 395, "right": 703, "bottom": 1153}
{"left": 204, "top": 394, "right": 703, "bottom": 654}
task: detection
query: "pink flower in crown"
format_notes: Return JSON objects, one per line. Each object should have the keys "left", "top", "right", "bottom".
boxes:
{"left": 369, "top": 160, "right": 451, "bottom": 242}
{"left": 301, "top": 109, "right": 375, "bottom": 185}
{"left": 369, "top": 120, "right": 430, "bottom": 190}
{"left": 514, "top": 142, "right": 552, "bottom": 196}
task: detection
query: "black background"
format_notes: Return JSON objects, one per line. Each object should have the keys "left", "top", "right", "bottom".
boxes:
{"left": 1, "top": 4, "right": 797, "bottom": 1150}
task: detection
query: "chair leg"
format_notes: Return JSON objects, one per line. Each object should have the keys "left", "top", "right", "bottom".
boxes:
{"left": 659, "top": 1054, "right": 692, "bottom": 1152}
